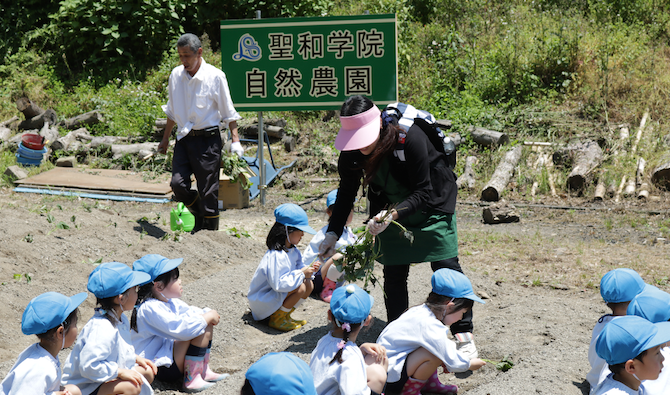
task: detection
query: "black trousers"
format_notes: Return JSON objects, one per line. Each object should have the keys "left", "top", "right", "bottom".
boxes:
{"left": 170, "top": 132, "right": 222, "bottom": 218}
{"left": 383, "top": 256, "right": 474, "bottom": 335}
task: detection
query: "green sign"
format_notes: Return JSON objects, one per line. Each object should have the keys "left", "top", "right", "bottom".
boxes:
{"left": 220, "top": 14, "right": 397, "bottom": 111}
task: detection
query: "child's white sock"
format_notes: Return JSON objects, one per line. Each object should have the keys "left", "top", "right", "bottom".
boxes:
{"left": 280, "top": 306, "right": 291, "bottom": 312}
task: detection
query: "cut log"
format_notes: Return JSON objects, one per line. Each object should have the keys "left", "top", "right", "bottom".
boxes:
{"left": 0, "top": 116, "right": 19, "bottom": 128}
{"left": 481, "top": 146, "right": 523, "bottom": 202}
{"left": 543, "top": 153, "right": 558, "bottom": 197}
{"left": 615, "top": 175, "right": 626, "bottom": 202}
{"left": 16, "top": 97, "right": 45, "bottom": 119}
{"left": 523, "top": 141, "right": 554, "bottom": 146}
{"left": 110, "top": 142, "right": 159, "bottom": 159}
{"left": 282, "top": 136, "right": 296, "bottom": 152}
{"left": 90, "top": 136, "right": 127, "bottom": 148}
{"left": 0, "top": 127, "right": 11, "bottom": 143}
{"left": 638, "top": 183, "right": 649, "bottom": 200}
{"left": 623, "top": 180, "right": 636, "bottom": 197}
{"left": 62, "top": 110, "right": 105, "bottom": 130}
{"left": 39, "top": 122, "right": 60, "bottom": 146}
{"left": 482, "top": 201, "right": 520, "bottom": 224}
{"left": 241, "top": 124, "right": 285, "bottom": 139}
{"left": 468, "top": 126, "right": 509, "bottom": 147}
{"left": 594, "top": 178, "right": 606, "bottom": 201}
{"left": 51, "top": 128, "right": 92, "bottom": 151}
{"left": 635, "top": 158, "right": 646, "bottom": 187}
{"left": 566, "top": 141, "right": 603, "bottom": 191}
{"left": 155, "top": 118, "right": 168, "bottom": 129}
{"left": 448, "top": 132, "right": 462, "bottom": 147}
{"left": 650, "top": 154, "right": 670, "bottom": 190}
{"left": 456, "top": 156, "right": 477, "bottom": 190}
{"left": 435, "top": 119, "right": 453, "bottom": 130}
{"left": 18, "top": 109, "right": 57, "bottom": 131}
{"left": 631, "top": 110, "right": 648, "bottom": 155}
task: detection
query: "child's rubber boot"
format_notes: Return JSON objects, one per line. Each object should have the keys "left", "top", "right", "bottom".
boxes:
{"left": 184, "top": 355, "right": 215, "bottom": 392}
{"left": 202, "top": 347, "right": 229, "bottom": 382}
{"left": 320, "top": 278, "right": 337, "bottom": 303}
{"left": 289, "top": 307, "right": 307, "bottom": 326}
{"left": 421, "top": 371, "right": 458, "bottom": 394}
{"left": 269, "top": 309, "right": 302, "bottom": 331}
{"left": 401, "top": 377, "right": 426, "bottom": 395}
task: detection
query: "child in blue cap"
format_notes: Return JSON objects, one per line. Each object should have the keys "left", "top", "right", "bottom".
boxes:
{"left": 593, "top": 316, "right": 670, "bottom": 394}
{"left": 625, "top": 285, "right": 670, "bottom": 394}
{"left": 248, "top": 203, "right": 318, "bottom": 331}
{"left": 1, "top": 291, "right": 87, "bottom": 395}
{"left": 130, "top": 254, "right": 227, "bottom": 392}
{"left": 62, "top": 262, "right": 156, "bottom": 395}
{"left": 241, "top": 352, "right": 317, "bottom": 395}
{"left": 302, "top": 189, "right": 357, "bottom": 302}
{"left": 587, "top": 268, "right": 651, "bottom": 393}
{"left": 377, "top": 268, "right": 486, "bottom": 395}
{"left": 310, "top": 284, "right": 388, "bottom": 395}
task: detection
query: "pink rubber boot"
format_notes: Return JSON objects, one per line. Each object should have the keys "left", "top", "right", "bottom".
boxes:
{"left": 401, "top": 377, "right": 426, "bottom": 395}
{"left": 421, "top": 371, "right": 458, "bottom": 394}
{"left": 184, "top": 355, "right": 214, "bottom": 392}
{"left": 202, "top": 348, "right": 229, "bottom": 382}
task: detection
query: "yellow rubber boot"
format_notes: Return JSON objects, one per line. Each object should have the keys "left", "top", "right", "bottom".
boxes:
{"left": 268, "top": 309, "right": 302, "bottom": 331}
{"left": 289, "top": 308, "right": 307, "bottom": 326}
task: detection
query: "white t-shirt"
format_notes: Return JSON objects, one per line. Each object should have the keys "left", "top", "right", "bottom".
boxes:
{"left": 592, "top": 373, "right": 646, "bottom": 395}
{"left": 1, "top": 343, "right": 62, "bottom": 395}
{"left": 131, "top": 298, "right": 208, "bottom": 367}
{"left": 587, "top": 314, "right": 618, "bottom": 393}
{"left": 377, "top": 304, "right": 470, "bottom": 383}
{"left": 310, "top": 332, "right": 370, "bottom": 395}
{"left": 248, "top": 247, "right": 306, "bottom": 320}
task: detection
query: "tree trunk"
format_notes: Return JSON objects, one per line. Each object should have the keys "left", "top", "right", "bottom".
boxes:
{"left": 468, "top": 126, "right": 509, "bottom": 147}
{"left": 241, "top": 124, "right": 285, "bottom": 139}
{"left": 39, "top": 122, "right": 60, "bottom": 147}
{"left": 0, "top": 116, "right": 19, "bottom": 128}
{"left": 482, "top": 201, "right": 520, "bottom": 224}
{"left": 62, "top": 110, "right": 105, "bottom": 130}
{"left": 51, "top": 128, "right": 92, "bottom": 151}
{"left": 481, "top": 146, "right": 523, "bottom": 202}
{"left": 650, "top": 154, "right": 670, "bottom": 190}
{"left": 90, "top": 136, "right": 128, "bottom": 148}
{"left": 111, "top": 142, "right": 159, "bottom": 159}
{"left": 457, "top": 156, "right": 477, "bottom": 190}
{"left": 0, "top": 127, "right": 11, "bottom": 143}
{"left": 18, "top": 109, "right": 57, "bottom": 131}
{"left": 16, "top": 97, "right": 44, "bottom": 119}
{"left": 566, "top": 141, "right": 603, "bottom": 191}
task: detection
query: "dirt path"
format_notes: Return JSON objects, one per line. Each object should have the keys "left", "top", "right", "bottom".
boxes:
{"left": 1, "top": 186, "right": 668, "bottom": 394}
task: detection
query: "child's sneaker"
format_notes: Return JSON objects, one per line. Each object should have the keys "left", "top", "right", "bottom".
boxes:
{"left": 320, "top": 278, "right": 337, "bottom": 302}
{"left": 268, "top": 309, "right": 302, "bottom": 331}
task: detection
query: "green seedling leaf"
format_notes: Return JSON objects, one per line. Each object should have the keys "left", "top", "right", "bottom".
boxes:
{"left": 71, "top": 215, "right": 76, "bottom": 223}
{"left": 24, "top": 234, "right": 33, "bottom": 243}
{"left": 56, "top": 222, "right": 70, "bottom": 229}
{"left": 46, "top": 214, "right": 55, "bottom": 223}
{"left": 482, "top": 357, "right": 514, "bottom": 372}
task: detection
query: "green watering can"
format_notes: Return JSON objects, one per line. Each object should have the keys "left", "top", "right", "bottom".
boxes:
{"left": 170, "top": 202, "right": 195, "bottom": 232}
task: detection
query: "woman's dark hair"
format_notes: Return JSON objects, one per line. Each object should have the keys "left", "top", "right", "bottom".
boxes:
{"left": 340, "top": 95, "right": 400, "bottom": 186}
{"left": 425, "top": 292, "right": 474, "bottom": 318}
{"left": 240, "top": 379, "right": 255, "bottom": 394}
{"left": 608, "top": 349, "right": 648, "bottom": 375}
{"left": 329, "top": 320, "right": 363, "bottom": 365}
{"left": 131, "top": 268, "right": 181, "bottom": 331}
{"left": 266, "top": 222, "right": 299, "bottom": 251}
{"left": 36, "top": 307, "right": 79, "bottom": 341}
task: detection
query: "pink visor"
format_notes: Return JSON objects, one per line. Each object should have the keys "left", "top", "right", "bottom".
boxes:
{"left": 335, "top": 106, "right": 381, "bottom": 151}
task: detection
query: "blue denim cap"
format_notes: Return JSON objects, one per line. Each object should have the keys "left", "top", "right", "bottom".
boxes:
{"left": 595, "top": 315, "right": 670, "bottom": 365}
{"left": 600, "top": 268, "right": 646, "bottom": 303}
{"left": 274, "top": 203, "right": 316, "bottom": 234}
{"left": 246, "top": 352, "right": 316, "bottom": 395}
{"left": 21, "top": 292, "right": 88, "bottom": 335}
{"left": 627, "top": 285, "right": 670, "bottom": 323}
{"left": 326, "top": 189, "right": 338, "bottom": 208}
{"left": 330, "top": 284, "right": 373, "bottom": 324}
{"left": 87, "top": 261, "right": 152, "bottom": 299}
{"left": 431, "top": 268, "right": 485, "bottom": 304}
{"left": 133, "top": 254, "right": 183, "bottom": 282}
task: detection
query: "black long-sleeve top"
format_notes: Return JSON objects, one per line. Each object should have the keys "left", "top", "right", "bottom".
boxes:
{"left": 328, "top": 124, "right": 457, "bottom": 237}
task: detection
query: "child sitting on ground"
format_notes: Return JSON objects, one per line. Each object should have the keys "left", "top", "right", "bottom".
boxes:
{"left": 62, "top": 262, "right": 156, "bottom": 395}
{"left": 377, "top": 268, "right": 486, "bottom": 395}
{"left": 241, "top": 352, "right": 317, "bottom": 395}
{"left": 593, "top": 315, "right": 670, "bottom": 394}
{"left": 625, "top": 285, "right": 670, "bottom": 394}
{"left": 130, "top": 254, "right": 227, "bottom": 392}
{"left": 248, "top": 203, "right": 319, "bottom": 331}
{"left": 586, "top": 268, "right": 652, "bottom": 393}
{"left": 302, "top": 189, "right": 357, "bottom": 302}
{"left": 1, "top": 292, "right": 87, "bottom": 395}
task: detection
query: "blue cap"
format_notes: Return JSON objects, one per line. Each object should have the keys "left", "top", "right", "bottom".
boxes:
{"left": 330, "top": 284, "right": 373, "bottom": 324}
{"left": 431, "top": 269, "right": 485, "bottom": 304}
{"left": 595, "top": 315, "right": 670, "bottom": 365}
{"left": 600, "top": 268, "right": 646, "bottom": 303}
{"left": 133, "top": 254, "right": 183, "bottom": 282}
{"left": 246, "top": 352, "right": 316, "bottom": 395}
{"left": 326, "top": 189, "right": 338, "bottom": 208}
{"left": 274, "top": 203, "right": 316, "bottom": 234}
{"left": 627, "top": 285, "right": 670, "bottom": 323}
{"left": 22, "top": 292, "right": 87, "bottom": 335}
{"left": 87, "top": 262, "right": 152, "bottom": 299}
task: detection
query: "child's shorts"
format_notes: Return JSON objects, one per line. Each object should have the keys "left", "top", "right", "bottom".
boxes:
{"left": 384, "top": 359, "right": 409, "bottom": 393}
{"left": 156, "top": 363, "right": 183, "bottom": 383}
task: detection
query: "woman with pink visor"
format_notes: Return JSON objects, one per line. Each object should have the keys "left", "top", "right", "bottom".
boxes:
{"left": 318, "top": 95, "right": 478, "bottom": 359}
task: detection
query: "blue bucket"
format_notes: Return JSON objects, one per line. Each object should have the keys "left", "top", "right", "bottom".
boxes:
{"left": 16, "top": 142, "right": 47, "bottom": 166}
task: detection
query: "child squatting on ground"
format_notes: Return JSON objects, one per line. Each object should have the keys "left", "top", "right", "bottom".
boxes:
{"left": 302, "top": 189, "right": 357, "bottom": 302}
{"left": 310, "top": 284, "right": 388, "bottom": 395}
{"left": 62, "top": 262, "right": 157, "bottom": 395}
{"left": 241, "top": 352, "right": 317, "bottom": 395}
{"left": 248, "top": 203, "right": 319, "bottom": 331}
{"left": 593, "top": 315, "right": 670, "bottom": 395}
{"left": 586, "top": 268, "right": 653, "bottom": 392}
{"left": 377, "top": 268, "right": 486, "bottom": 395}
{"left": 1, "top": 292, "right": 87, "bottom": 395}
{"left": 130, "top": 254, "right": 227, "bottom": 392}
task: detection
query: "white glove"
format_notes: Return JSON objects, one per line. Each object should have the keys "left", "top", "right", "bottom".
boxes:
{"left": 318, "top": 231, "right": 339, "bottom": 260}
{"left": 326, "top": 263, "right": 344, "bottom": 282}
{"left": 230, "top": 141, "right": 244, "bottom": 157}
{"left": 367, "top": 210, "right": 391, "bottom": 236}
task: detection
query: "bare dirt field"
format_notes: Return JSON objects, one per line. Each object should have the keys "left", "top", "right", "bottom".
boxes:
{"left": 1, "top": 179, "right": 669, "bottom": 395}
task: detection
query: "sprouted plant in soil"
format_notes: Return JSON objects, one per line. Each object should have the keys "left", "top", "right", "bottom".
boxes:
{"left": 481, "top": 356, "right": 514, "bottom": 372}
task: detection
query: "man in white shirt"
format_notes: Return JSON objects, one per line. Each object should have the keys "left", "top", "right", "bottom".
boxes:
{"left": 158, "top": 33, "right": 242, "bottom": 231}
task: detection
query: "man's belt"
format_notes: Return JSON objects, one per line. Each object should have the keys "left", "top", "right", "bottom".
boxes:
{"left": 189, "top": 126, "right": 219, "bottom": 137}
